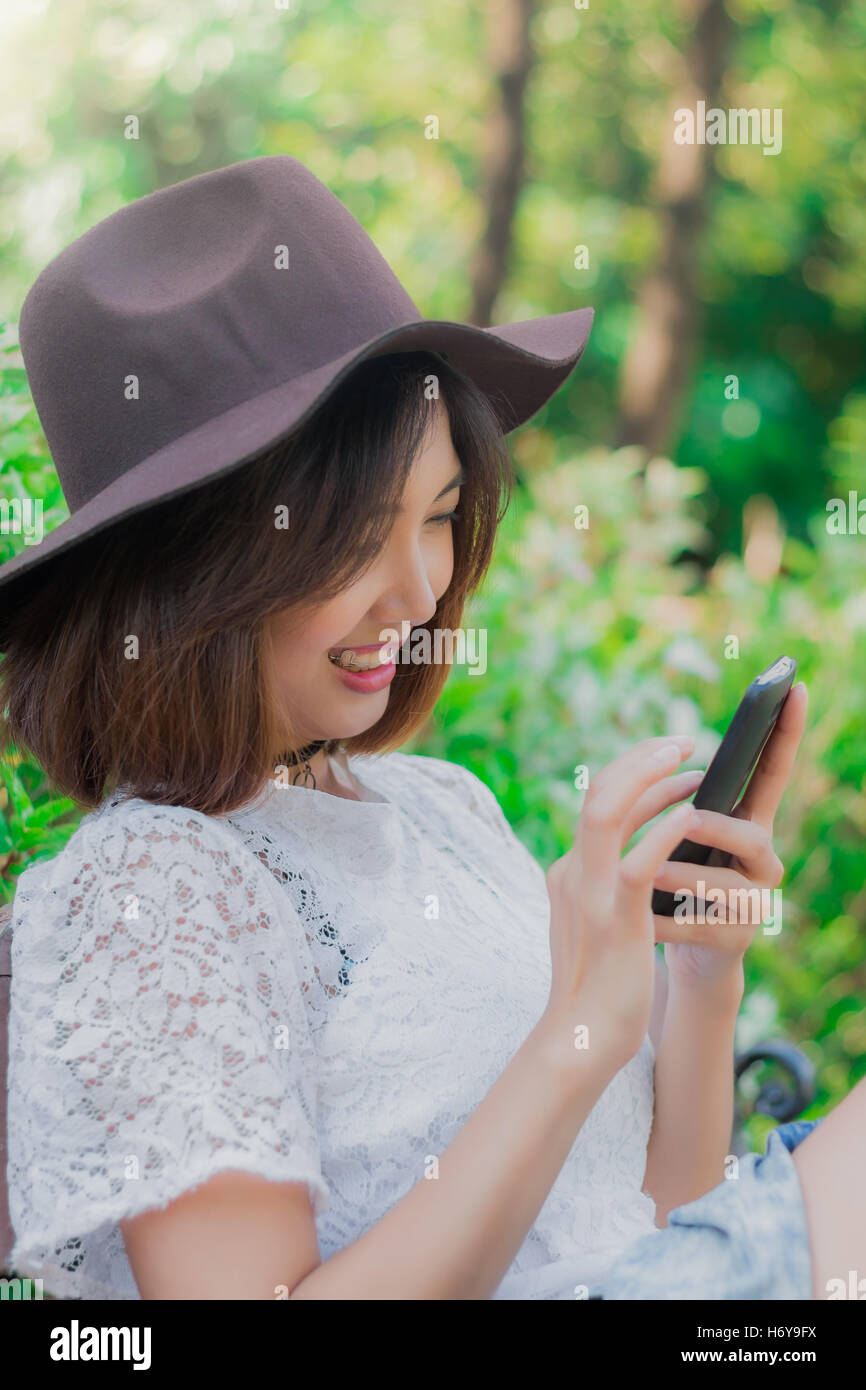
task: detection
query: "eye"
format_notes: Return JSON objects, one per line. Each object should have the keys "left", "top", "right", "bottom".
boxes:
{"left": 427, "top": 510, "right": 461, "bottom": 527}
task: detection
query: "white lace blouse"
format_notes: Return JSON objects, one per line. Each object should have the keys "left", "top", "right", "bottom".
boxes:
{"left": 6, "top": 751, "right": 660, "bottom": 1300}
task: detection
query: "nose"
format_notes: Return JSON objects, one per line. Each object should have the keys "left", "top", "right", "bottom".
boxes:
{"left": 373, "top": 543, "right": 441, "bottom": 631}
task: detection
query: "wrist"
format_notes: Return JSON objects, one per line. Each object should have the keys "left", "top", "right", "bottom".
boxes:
{"left": 667, "top": 961, "right": 745, "bottom": 1011}
{"left": 533, "top": 1005, "right": 635, "bottom": 1093}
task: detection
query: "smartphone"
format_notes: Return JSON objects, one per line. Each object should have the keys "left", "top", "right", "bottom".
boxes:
{"left": 651, "top": 654, "right": 798, "bottom": 918}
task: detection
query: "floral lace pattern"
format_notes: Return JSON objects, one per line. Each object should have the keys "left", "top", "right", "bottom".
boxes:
{"left": 7, "top": 752, "right": 657, "bottom": 1299}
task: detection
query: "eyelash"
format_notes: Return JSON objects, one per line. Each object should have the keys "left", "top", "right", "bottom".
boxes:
{"left": 428, "top": 510, "right": 461, "bottom": 527}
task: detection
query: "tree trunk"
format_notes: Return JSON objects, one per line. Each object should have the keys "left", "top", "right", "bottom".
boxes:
{"left": 614, "top": 0, "right": 734, "bottom": 458}
{"left": 468, "top": 0, "right": 535, "bottom": 327}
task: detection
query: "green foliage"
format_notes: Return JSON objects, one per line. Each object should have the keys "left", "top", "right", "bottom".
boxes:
{"left": 0, "top": 322, "right": 68, "bottom": 571}
{"left": 0, "top": 748, "right": 77, "bottom": 875}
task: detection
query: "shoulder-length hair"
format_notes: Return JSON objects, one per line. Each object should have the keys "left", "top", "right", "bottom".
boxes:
{"left": 0, "top": 350, "right": 515, "bottom": 815}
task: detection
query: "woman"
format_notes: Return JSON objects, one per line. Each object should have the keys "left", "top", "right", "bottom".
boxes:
{"left": 0, "top": 156, "right": 859, "bottom": 1301}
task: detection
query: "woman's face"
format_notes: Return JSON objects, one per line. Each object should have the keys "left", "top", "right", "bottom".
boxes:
{"left": 266, "top": 402, "right": 463, "bottom": 746}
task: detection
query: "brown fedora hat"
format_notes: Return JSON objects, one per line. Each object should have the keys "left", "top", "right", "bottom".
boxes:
{"left": 0, "top": 154, "right": 594, "bottom": 647}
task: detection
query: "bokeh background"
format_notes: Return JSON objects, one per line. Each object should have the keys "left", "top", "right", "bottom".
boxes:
{"left": 1, "top": 0, "right": 865, "bottom": 1151}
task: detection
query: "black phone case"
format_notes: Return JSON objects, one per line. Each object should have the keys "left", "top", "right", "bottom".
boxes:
{"left": 651, "top": 655, "right": 797, "bottom": 917}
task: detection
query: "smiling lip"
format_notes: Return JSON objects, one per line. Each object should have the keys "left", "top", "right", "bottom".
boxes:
{"left": 328, "top": 640, "right": 399, "bottom": 671}
{"left": 330, "top": 651, "right": 397, "bottom": 693}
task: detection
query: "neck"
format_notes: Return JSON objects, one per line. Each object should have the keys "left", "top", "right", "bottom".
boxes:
{"left": 279, "top": 740, "right": 363, "bottom": 800}
{"left": 303, "top": 743, "right": 334, "bottom": 785}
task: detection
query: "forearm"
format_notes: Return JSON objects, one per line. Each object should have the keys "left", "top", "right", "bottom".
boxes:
{"left": 291, "top": 1011, "right": 624, "bottom": 1300}
{"left": 642, "top": 974, "right": 743, "bottom": 1227}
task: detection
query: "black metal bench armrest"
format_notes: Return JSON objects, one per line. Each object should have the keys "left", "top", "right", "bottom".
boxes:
{"left": 732, "top": 1039, "right": 818, "bottom": 1155}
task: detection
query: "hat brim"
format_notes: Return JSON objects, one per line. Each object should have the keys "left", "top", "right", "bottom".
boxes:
{"left": 0, "top": 306, "right": 593, "bottom": 644}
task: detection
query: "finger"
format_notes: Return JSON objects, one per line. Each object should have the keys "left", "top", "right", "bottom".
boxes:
{"left": 614, "top": 802, "right": 700, "bottom": 922}
{"left": 621, "top": 768, "right": 705, "bottom": 848}
{"left": 735, "top": 682, "right": 808, "bottom": 830}
{"left": 681, "top": 809, "right": 782, "bottom": 883}
{"left": 577, "top": 737, "right": 694, "bottom": 890}
{"left": 652, "top": 913, "right": 759, "bottom": 947}
{"left": 652, "top": 861, "right": 771, "bottom": 912}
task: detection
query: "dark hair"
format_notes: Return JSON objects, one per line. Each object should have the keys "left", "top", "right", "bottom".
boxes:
{"left": 0, "top": 351, "right": 515, "bottom": 815}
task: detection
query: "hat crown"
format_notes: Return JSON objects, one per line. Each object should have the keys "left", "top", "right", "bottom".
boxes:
{"left": 18, "top": 155, "right": 423, "bottom": 512}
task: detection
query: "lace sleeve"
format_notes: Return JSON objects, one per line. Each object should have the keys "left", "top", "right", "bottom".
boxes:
{"left": 7, "top": 801, "right": 329, "bottom": 1279}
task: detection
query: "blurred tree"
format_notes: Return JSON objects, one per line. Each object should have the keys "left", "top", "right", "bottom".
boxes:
{"left": 614, "top": 0, "right": 734, "bottom": 459}
{"left": 468, "top": 0, "right": 535, "bottom": 328}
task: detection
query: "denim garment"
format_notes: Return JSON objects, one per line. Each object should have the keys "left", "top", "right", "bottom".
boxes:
{"left": 592, "top": 1119, "right": 823, "bottom": 1301}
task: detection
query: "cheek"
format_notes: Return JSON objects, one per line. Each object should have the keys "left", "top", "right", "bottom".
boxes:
{"left": 270, "top": 599, "right": 356, "bottom": 668}
{"left": 432, "top": 533, "right": 455, "bottom": 597}
{"left": 267, "top": 614, "right": 322, "bottom": 688}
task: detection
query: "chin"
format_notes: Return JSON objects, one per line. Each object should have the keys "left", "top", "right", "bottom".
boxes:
{"left": 325, "top": 692, "right": 389, "bottom": 726}
{"left": 341, "top": 697, "right": 390, "bottom": 726}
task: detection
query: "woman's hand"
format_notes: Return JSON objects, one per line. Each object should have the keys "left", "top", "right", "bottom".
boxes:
{"left": 543, "top": 734, "right": 702, "bottom": 1066}
{"left": 651, "top": 681, "right": 809, "bottom": 992}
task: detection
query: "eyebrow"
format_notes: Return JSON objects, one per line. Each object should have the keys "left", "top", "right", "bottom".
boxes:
{"left": 433, "top": 466, "right": 466, "bottom": 501}
{"left": 378, "top": 466, "right": 466, "bottom": 516}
